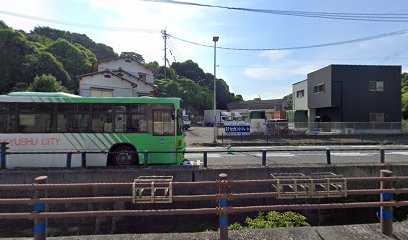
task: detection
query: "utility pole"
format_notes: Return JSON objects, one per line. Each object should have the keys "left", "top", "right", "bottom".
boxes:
{"left": 161, "top": 30, "right": 167, "bottom": 79}
{"left": 213, "top": 36, "right": 219, "bottom": 143}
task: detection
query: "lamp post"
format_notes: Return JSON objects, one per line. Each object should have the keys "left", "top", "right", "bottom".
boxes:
{"left": 213, "top": 36, "right": 219, "bottom": 144}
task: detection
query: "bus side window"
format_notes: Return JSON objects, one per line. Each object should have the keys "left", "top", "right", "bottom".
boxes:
{"left": 114, "top": 105, "right": 126, "bottom": 133}
{"left": 128, "top": 104, "right": 148, "bottom": 133}
{"left": 0, "top": 103, "right": 16, "bottom": 133}
{"left": 153, "top": 109, "right": 175, "bottom": 136}
{"left": 19, "top": 103, "right": 55, "bottom": 133}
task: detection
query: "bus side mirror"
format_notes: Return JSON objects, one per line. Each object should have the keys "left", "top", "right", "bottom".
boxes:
{"left": 171, "top": 112, "right": 175, "bottom": 120}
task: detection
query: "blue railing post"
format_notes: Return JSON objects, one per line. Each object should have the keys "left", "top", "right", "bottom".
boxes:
{"left": 380, "top": 170, "right": 393, "bottom": 236}
{"left": 203, "top": 151, "right": 208, "bottom": 168}
{"left": 262, "top": 149, "right": 267, "bottom": 166}
{"left": 326, "top": 148, "right": 331, "bottom": 165}
{"left": 33, "top": 176, "right": 47, "bottom": 240}
{"left": 66, "top": 152, "right": 72, "bottom": 169}
{"left": 218, "top": 173, "right": 228, "bottom": 240}
{"left": 0, "top": 142, "right": 9, "bottom": 169}
{"left": 144, "top": 151, "right": 148, "bottom": 167}
{"left": 380, "top": 148, "right": 385, "bottom": 164}
{"left": 81, "top": 152, "right": 87, "bottom": 168}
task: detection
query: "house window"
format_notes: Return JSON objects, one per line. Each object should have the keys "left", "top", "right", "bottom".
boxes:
{"left": 104, "top": 74, "right": 112, "bottom": 78}
{"left": 91, "top": 88, "right": 113, "bottom": 97}
{"left": 313, "top": 84, "right": 325, "bottom": 94}
{"left": 139, "top": 73, "right": 147, "bottom": 81}
{"left": 369, "top": 81, "right": 384, "bottom": 92}
{"left": 125, "top": 59, "right": 131, "bottom": 63}
{"left": 296, "top": 90, "right": 304, "bottom": 98}
{"left": 369, "top": 113, "right": 384, "bottom": 122}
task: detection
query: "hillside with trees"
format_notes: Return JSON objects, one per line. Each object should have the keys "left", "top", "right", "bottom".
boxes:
{"left": 0, "top": 21, "right": 243, "bottom": 114}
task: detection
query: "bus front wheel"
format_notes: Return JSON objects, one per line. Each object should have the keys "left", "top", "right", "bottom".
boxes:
{"left": 112, "top": 145, "right": 137, "bottom": 167}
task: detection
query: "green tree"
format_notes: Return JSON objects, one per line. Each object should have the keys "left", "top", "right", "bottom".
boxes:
{"left": 46, "top": 38, "right": 95, "bottom": 88}
{"left": 27, "top": 74, "right": 69, "bottom": 92}
{"left": 147, "top": 61, "right": 177, "bottom": 80}
{"left": 0, "top": 28, "right": 37, "bottom": 93}
{"left": 283, "top": 93, "right": 293, "bottom": 110}
{"left": 171, "top": 60, "right": 206, "bottom": 84}
{"left": 26, "top": 33, "right": 53, "bottom": 48}
{"left": 231, "top": 93, "right": 244, "bottom": 102}
{"left": 32, "top": 26, "right": 117, "bottom": 60}
{"left": 121, "top": 52, "right": 145, "bottom": 63}
{"left": 401, "top": 73, "right": 408, "bottom": 119}
{"left": 23, "top": 52, "right": 72, "bottom": 91}
{"left": 0, "top": 21, "right": 10, "bottom": 30}
{"left": 154, "top": 77, "right": 213, "bottom": 113}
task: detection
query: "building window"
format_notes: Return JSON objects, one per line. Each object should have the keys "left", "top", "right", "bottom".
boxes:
{"left": 296, "top": 90, "right": 304, "bottom": 98}
{"left": 90, "top": 88, "right": 113, "bottom": 97}
{"left": 104, "top": 74, "right": 112, "bottom": 78}
{"left": 369, "top": 81, "right": 384, "bottom": 92}
{"left": 369, "top": 113, "right": 384, "bottom": 122}
{"left": 313, "top": 84, "right": 325, "bottom": 94}
{"left": 125, "top": 59, "right": 131, "bottom": 63}
{"left": 139, "top": 73, "right": 147, "bottom": 81}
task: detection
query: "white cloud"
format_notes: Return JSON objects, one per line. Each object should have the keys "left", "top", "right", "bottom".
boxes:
{"left": 244, "top": 63, "right": 316, "bottom": 81}
{"left": 258, "top": 50, "right": 291, "bottom": 60}
{"left": 0, "top": 0, "right": 55, "bottom": 31}
{"left": 86, "top": 0, "right": 216, "bottom": 63}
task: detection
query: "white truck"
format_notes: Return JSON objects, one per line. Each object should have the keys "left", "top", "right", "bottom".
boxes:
{"left": 231, "top": 112, "right": 245, "bottom": 125}
{"left": 182, "top": 115, "right": 191, "bottom": 130}
{"left": 203, "top": 109, "right": 227, "bottom": 126}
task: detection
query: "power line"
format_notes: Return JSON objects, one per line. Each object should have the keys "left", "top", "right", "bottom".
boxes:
{"left": 142, "top": 0, "right": 408, "bottom": 23}
{"left": 0, "top": 10, "right": 160, "bottom": 33}
{"left": 168, "top": 28, "right": 408, "bottom": 51}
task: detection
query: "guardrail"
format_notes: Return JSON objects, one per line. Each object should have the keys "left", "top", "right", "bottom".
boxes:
{"left": 1, "top": 170, "right": 408, "bottom": 239}
{"left": 1, "top": 142, "right": 408, "bottom": 169}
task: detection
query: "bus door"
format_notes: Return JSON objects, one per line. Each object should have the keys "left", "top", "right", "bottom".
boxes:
{"left": 152, "top": 109, "right": 177, "bottom": 163}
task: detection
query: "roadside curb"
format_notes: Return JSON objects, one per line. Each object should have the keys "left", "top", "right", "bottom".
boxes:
{"left": 199, "top": 141, "right": 394, "bottom": 147}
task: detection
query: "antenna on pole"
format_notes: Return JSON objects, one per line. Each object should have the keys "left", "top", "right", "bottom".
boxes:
{"left": 161, "top": 29, "right": 168, "bottom": 79}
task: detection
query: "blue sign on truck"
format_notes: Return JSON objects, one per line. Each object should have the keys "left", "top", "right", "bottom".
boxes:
{"left": 225, "top": 125, "right": 250, "bottom": 134}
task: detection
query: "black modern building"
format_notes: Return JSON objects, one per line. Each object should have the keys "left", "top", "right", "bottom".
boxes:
{"left": 294, "top": 64, "right": 401, "bottom": 123}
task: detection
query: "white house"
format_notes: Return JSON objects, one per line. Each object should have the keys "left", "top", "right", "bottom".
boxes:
{"left": 92, "top": 57, "right": 154, "bottom": 84}
{"left": 78, "top": 57, "right": 155, "bottom": 97}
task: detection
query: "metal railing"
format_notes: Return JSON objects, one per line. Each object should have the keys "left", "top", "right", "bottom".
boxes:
{"left": 1, "top": 142, "right": 408, "bottom": 169}
{"left": 1, "top": 170, "right": 408, "bottom": 239}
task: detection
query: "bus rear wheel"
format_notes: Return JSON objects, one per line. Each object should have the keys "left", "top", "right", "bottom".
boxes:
{"left": 112, "top": 145, "right": 137, "bottom": 167}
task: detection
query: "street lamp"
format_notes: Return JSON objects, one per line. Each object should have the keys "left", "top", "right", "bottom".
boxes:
{"left": 213, "top": 36, "right": 219, "bottom": 143}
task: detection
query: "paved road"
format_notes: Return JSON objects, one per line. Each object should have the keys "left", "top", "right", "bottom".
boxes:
{"left": 184, "top": 145, "right": 408, "bottom": 166}
{"left": 23, "top": 222, "right": 408, "bottom": 240}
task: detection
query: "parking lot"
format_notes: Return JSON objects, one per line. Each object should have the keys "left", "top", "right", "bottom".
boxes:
{"left": 185, "top": 126, "right": 215, "bottom": 146}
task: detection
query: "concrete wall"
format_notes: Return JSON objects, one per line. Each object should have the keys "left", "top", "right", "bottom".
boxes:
{"left": 333, "top": 65, "right": 401, "bottom": 122}
{"left": 1, "top": 164, "right": 407, "bottom": 187}
{"left": 293, "top": 80, "right": 308, "bottom": 111}
{"left": 79, "top": 73, "right": 136, "bottom": 97}
{"left": 308, "top": 65, "right": 332, "bottom": 109}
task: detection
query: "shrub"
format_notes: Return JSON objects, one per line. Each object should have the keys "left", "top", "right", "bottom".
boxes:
{"left": 228, "top": 211, "right": 310, "bottom": 230}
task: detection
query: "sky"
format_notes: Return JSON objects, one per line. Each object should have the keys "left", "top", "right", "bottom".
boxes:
{"left": 1, "top": 0, "right": 408, "bottom": 100}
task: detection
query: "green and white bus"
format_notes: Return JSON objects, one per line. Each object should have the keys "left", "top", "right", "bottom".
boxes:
{"left": 0, "top": 92, "right": 185, "bottom": 168}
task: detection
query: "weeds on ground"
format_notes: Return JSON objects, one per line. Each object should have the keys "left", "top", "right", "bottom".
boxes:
{"left": 228, "top": 211, "right": 310, "bottom": 231}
